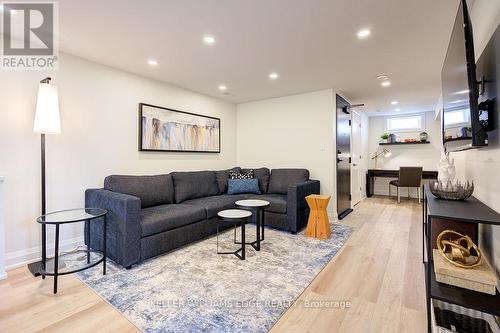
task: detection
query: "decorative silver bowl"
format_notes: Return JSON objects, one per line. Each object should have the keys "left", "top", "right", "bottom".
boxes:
{"left": 429, "top": 180, "right": 474, "bottom": 201}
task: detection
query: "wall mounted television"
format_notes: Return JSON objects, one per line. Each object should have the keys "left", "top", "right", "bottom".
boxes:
{"left": 441, "top": 0, "right": 488, "bottom": 152}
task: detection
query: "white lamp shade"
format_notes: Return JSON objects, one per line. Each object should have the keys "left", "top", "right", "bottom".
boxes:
{"left": 33, "top": 83, "right": 61, "bottom": 134}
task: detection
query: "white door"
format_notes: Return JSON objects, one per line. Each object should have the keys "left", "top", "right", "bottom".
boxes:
{"left": 351, "top": 111, "right": 362, "bottom": 206}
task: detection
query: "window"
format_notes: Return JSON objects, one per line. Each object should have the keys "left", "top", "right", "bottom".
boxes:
{"left": 444, "top": 108, "right": 469, "bottom": 127}
{"left": 385, "top": 114, "right": 424, "bottom": 132}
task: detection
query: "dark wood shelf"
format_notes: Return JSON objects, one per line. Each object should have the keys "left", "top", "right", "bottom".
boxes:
{"left": 425, "top": 262, "right": 500, "bottom": 316}
{"left": 379, "top": 141, "right": 430, "bottom": 145}
{"left": 425, "top": 187, "right": 500, "bottom": 225}
{"left": 445, "top": 137, "right": 472, "bottom": 142}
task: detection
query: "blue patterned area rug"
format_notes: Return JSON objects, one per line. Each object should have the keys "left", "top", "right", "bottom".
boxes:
{"left": 76, "top": 223, "right": 352, "bottom": 333}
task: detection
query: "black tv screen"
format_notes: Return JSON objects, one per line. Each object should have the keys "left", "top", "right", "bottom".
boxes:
{"left": 442, "top": 0, "right": 486, "bottom": 152}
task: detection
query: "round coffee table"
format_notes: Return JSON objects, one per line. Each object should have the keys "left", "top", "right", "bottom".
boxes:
{"left": 33, "top": 208, "right": 108, "bottom": 294}
{"left": 235, "top": 199, "right": 270, "bottom": 251}
{"left": 217, "top": 209, "right": 252, "bottom": 260}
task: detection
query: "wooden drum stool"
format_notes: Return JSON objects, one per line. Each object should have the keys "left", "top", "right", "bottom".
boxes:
{"left": 305, "top": 195, "right": 331, "bottom": 240}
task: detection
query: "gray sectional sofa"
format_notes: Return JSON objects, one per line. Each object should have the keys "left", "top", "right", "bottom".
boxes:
{"left": 85, "top": 167, "right": 320, "bottom": 268}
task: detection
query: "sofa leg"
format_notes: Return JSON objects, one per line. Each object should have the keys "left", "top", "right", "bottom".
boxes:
{"left": 126, "top": 265, "right": 132, "bottom": 270}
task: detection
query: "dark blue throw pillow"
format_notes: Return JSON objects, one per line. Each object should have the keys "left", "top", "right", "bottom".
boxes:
{"left": 227, "top": 179, "right": 261, "bottom": 195}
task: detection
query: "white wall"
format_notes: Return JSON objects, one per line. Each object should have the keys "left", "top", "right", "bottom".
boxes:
{"left": 0, "top": 177, "right": 5, "bottom": 279}
{"left": 0, "top": 53, "right": 237, "bottom": 270}
{"left": 236, "top": 90, "right": 337, "bottom": 216}
{"left": 368, "top": 111, "right": 441, "bottom": 197}
{"left": 452, "top": 0, "right": 500, "bottom": 276}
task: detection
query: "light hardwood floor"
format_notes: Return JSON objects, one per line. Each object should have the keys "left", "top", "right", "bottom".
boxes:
{"left": 0, "top": 197, "right": 426, "bottom": 333}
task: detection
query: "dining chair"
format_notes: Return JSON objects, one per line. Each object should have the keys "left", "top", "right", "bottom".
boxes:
{"left": 389, "top": 167, "right": 423, "bottom": 203}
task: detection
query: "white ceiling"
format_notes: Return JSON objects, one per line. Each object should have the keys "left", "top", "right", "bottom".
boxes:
{"left": 56, "top": 0, "right": 460, "bottom": 114}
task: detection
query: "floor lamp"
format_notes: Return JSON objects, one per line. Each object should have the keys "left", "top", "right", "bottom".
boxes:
{"left": 28, "top": 77, "right": 61, "bottom": 277}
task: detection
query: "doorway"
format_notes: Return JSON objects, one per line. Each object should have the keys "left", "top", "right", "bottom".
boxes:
{"left": 351, "top": 110, "right": 362, "bottom": 206}
{"left": 336, "top": 95, "right": 352, "bottom": 219}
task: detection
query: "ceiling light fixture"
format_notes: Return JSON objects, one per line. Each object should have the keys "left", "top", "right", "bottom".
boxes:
{"left": 357, "top": 29, "right": 371, "bottom": 39}
{"left": 381, "top": 80, "right": 392, "bottom": 87}
{"left": 269, "top": 72, "right": 279, "bottom": 80}
{"left": 147, "top": 59, "right": 158, "bottom": 66}
{"left": 218, "top": 84, "right": 227, "bottom": 91}
{"left": 391, "top": 101, "right": 398, "bottom": 105}
{"left": 203, "top": 35, "right": 216, "bottom": 45}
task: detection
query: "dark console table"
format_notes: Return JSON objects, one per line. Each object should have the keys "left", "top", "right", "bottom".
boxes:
{"left": 422, "top": 185, "right": 500, "bottom": 332}
{"left": 366, "top": 169, "right": 438, "bottom": 197}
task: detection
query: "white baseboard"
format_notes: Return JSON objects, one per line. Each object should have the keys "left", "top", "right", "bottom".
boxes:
{"left": 5, "top": 236, "right": 84, "bottom": 272}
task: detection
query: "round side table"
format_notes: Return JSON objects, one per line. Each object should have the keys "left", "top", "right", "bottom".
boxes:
{"left": 35, "top": 208, "right": 108, "bottom": 294}
{"left": 235, "top": 199, "right": 270, "bottom": 251}
{"left": 217, "top": 209, "right": 252, "bottom": 260}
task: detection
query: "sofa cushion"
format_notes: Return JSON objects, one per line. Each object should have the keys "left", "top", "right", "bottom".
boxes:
{"left": 267, "top": 169, "right": 310, "bottom": 194}
{"left": 229, "top": 169, "right": 254, "bottom": 179}
{"left": 214, "top": 167, "right": 241, "bottom": 194}
{"left": 250, "top": 194, "right": 287, "bottom": 214}
{"left": 183, "top": 194, "right": 249, "bottom": 218}
{"left": 140, "top": 204, "right": 206, "bottom": 237}
{"left": 171, "top": 171, "right": 219, "bottom": 203}
{"left": 227, "top": 179, "right": 261, "bottom": 195}
{"left": 104, "top": 174, "right": 174, "bottom": 208}
{"left": 242, "top": 167, "right": 270, "bottom": 193}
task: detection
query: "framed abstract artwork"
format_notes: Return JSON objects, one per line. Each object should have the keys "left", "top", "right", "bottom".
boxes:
{"left": 139, "top": 103, "right": 221, "bottom": 153}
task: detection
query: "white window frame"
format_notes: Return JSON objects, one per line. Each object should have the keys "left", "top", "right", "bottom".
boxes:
{"left": 443, "top": 107, "right": 470, "bottom": 129}
{"left": 385, "top": 113, "right": 425, "bottom": 133}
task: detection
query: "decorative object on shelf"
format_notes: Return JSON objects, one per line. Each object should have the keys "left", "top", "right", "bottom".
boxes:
{"left": 28, "top": 77, "right": 61, "bottom": 278}
{"left": 433, "top": 249, "right": 497, "bottom": 295}
{"left": 403, "top": 138, "right": 417, "bottom": 143}
{"left": 139, "top": 103, "right": 220, "bottom": 153}
{"left": 380, "top": 132, "right": 389, "bottom": 143}
{"left": 371, "top": 148, "right": 392, "bottom": 169}
{"left": 429, "top": 179, "right": 474, "bottom": 201}
{"left": 437, "top": 152, "right": 456, "bottom": 184}
{"left": 436, "top": 230, "right": 482, "bottom": 268}
{"left": 419, "top": 131, "right": 429, "bottom": 142}
{"left": 457, "top": 126, "right": 472, "bottom": 138}
{"left": 388, "top": 133, "right": 398, "bottom": 143}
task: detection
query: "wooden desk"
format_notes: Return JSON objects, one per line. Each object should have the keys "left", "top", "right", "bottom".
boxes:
{"left": 366, "top": 169, "right": 438, "bottom": 197}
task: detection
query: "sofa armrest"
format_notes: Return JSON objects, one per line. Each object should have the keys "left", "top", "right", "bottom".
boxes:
{"left": 286, "top": 180, "right": 320, "bottom": 233}
{"left": 85, "top": 188, "right": 141, "bottom": 267}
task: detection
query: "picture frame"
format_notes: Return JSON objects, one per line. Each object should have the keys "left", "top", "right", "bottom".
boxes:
{"left": 139, "top": 103, "right": 221, "bottom": 153}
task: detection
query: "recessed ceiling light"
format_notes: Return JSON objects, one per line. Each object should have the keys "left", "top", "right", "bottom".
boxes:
{"left": 269, "top": 72, "right": 279, "bottom": 80}
{"left": 203, "top": 35, "right": 216, "bottom": 45}
{"left": 452, "top": 90, "right": 469, "bottom": 95}
{"left": 357, "top": 29, "right": 371, "bottom": 39}
{"left": 381, "top": 80, "right": 392, "bottom": 87}
{"left": 395, "top": 108, "right": 400, "bottom": 111}
{"left": 147, "top": 59, "right": 158, "bottom": 66}
{"left": 391, "top": 101, "right": 398, "bottom": 105}
{"left": 450, "top": 99, "right": 467, "bottom": 104}
{"left": 218, "top": 84, "right": 227, "bottom": 91}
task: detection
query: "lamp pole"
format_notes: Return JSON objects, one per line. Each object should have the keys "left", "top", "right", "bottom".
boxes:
{"left": 28, "top": 77, "right": 58, "bottom": 278}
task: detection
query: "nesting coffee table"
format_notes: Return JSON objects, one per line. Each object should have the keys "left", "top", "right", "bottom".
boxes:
{"left": 217, "top": 209, "right": 252, "bottom": 260}
{"left": 235, "top": 199, "right": 270, "bottom": 251}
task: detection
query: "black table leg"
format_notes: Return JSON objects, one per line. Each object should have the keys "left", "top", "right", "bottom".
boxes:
{"left": 261, "top": 209, "right": 265, "bottom": 241}
{"left": 53, "top": 224, "right": 60, "bottom": 294}
{"left": 103, "top": 215, "right": 107, "bottom": 275}
{"left": 41, "top": 224, "right": 46, "bottom": 279}
{"left": 241, "top": 220, "right": 245, "bottom": 260}
{"left": 86, "top": 219, "right": 90, "bottom": 264}
{"left": 255, "top": 208, "right": 261, "bottom": 251}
